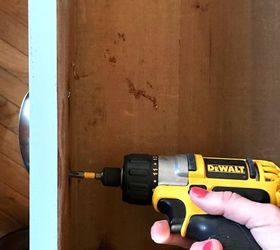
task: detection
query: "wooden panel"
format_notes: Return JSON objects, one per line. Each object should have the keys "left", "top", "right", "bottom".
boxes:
{"left": 207, "top": 0, "right": 252, "bottom": 156}
{"left": 69, "top": 1, "right": 181, "bottom": 249}
{"left": 0, "top": 0, "right": 28, "bottom": 240}
{"left": 0, "top": 210, "right": 22, "bottom": 238}
{"left": 0, "top": 39, "right": 28, "bottom": 83}
{"left": 0, "top": 95, "right": 20, "bottom": 134}
{"left": 178, "top": 0, "right": 253, "bottom": 155}
{"left": 57, "top": 0, "right": 72, "bottom": 249}
{"left": 0, "top": 152, "right": 28, "bottom": 237}
{"left": 179, "top": 0, "right": 280, "bottom": 160}
{"left": 0, "top": 182, "right": 28, "bottom": 226}
{"left": 62, "top": 0, "right": 280, "bottom": 249}
{"left": 178, "top": 0, "right": 218, "bottom": 154}
{"left": 247, "top": 1, "right": 280, "bottom": 161}
{"left": 0, "top": 67, "right": 28, "bottom": 106}
{"left": 0, "top": 124, "right": 23, "bottom": 165}
{"left": 0, "top": 0, "right": 28, "bottom": 27}
{"left": 0, "top": 9, "right": 28, "bottom": 55}
{"left": 0, "top": 154, "right": 28, "bottom": 237}
{"left": 0, "top": 153, "right": 28, "bottom": 198}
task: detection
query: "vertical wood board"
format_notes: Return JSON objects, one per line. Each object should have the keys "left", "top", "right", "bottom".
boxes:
{"left": 60, "top": 0, "right": 280, "bottom": 249}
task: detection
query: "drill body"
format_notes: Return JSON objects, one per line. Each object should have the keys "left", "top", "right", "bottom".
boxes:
{"left": 150, "top": 154, "right": 280, "bottom": 250}
{"left": 152, "top": 154, "right": 280, "bottom": 235}
{"left": 71, "top": 153, "right": 280, "bottom": 250}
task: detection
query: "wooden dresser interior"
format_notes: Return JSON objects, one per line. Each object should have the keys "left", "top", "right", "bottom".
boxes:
{"left": 58, "top": 1, "right": 280, "bottom": 249}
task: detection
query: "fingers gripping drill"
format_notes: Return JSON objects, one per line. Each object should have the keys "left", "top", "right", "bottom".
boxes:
{"left": 70, "top": 154, "right": 280, "bottom": 250}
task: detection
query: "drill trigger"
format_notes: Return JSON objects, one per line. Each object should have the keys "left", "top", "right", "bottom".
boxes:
{"left": 157, "top": 198, "right": 186, "bottom": 234}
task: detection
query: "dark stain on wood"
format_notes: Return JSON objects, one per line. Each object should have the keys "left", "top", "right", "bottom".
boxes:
{"left": 146, "top": 81, "right": 153, "bottom": 89}
{"left": 209, "top": 28, "right": 212, "bottom": 59}
{"left": 109, "top": 56, "right": 117, "bottom": 64}
{"left": 85, "top": 105, "right": 106, "bottom": 129}
{"left": 113, "top": 33, "right": 126, "bottom": 45}
{"left": 127, "top": 78, "right": 158, "bottom": 110}
{"left": 192, "top": 0, "right": 208, "bottom": 12}
{"left": 117, "top": 32, "right": 126, "bottom": 42}
{"left": 97, "top": 238, "right": 115, "bottom": 250}
{"left": 139, "top": 58, "right": 145, "bottom": 65}
{"left": 87, "top": 118, "right": 97, "bottom": 127}
{"left": 94, "top": 106, "right": 106, "bottom": 120}
{"left": 104, "top": 49, "right": 117, "bottom": 65}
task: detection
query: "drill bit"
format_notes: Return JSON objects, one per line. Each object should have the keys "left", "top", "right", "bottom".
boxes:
{"left": 69, "top": 170, "right": 96, "bottom": 179}
{"left": 69, "top": 168, "right": 121, "bottom": 187}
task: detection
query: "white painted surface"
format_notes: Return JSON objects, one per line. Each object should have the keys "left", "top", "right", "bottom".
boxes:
{"left": 29, "top": 1, "right": 58, "bottom": 249}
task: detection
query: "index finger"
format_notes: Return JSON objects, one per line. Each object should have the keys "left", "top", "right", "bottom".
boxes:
{"left": 190, "top": 187, "right": 280, "bottom": 229}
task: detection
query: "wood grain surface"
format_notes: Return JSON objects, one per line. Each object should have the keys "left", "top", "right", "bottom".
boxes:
{"left": 0, "top": 0, "right": 28, "bottom": 239}
{"left": 58, "top": 0, "right": 72, "bottom": 249}
{"left": 60, "top": 0, "right": 280, "bottom": 249}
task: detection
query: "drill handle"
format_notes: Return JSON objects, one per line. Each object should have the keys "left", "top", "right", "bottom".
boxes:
{"left": 156, "top": 198, "right": 262, "bottom": 250}
{"left": 187, "top": 215, "right": 261, "bottom": 250}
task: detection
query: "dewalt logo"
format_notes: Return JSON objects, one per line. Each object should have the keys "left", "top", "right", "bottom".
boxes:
{"left": 207, "top": 164, "right": 246, "bottom": 174}
{"left": 204, "top": 158, "right": 248, "bottom": 180}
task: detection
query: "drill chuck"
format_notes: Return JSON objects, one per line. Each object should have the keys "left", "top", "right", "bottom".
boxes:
{"left": 75, "top": 154, "right": 192, "bottom": 204}
{"left": 122, "top": 154, "right": 158, "bottom": 204}
{"left": 98, "top": 155, "right": 158, "bottom": 204}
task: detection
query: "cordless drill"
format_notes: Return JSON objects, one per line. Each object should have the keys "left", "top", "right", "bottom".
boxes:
{"left": 70, "top": 154, "right": 280, "bottom": 250}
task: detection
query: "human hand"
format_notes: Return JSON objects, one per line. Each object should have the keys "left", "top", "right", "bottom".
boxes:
{"left": 151, "top": 187, "right": 280, "bottom": 250}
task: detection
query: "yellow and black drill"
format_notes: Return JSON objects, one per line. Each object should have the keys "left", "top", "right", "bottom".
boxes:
{"left": 70, "top": 154, "right": 280, "bottom": 250}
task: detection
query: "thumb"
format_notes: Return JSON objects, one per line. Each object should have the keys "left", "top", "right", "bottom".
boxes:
{"left": 189, "top": 186, "right": 279, "bottom": 229}
{"left": 190, "top": 239, "right": 223, "bottom": 250}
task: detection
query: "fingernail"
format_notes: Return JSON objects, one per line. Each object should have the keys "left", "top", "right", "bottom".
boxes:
{"left": 203, "top": 241, "right": 213, "bottom": 250}
{"left": 191, "top": 187, "right": 208, "bottom": 198}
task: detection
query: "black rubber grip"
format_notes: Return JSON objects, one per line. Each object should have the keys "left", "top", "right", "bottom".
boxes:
{"left": 187, "top": 215, "right": 261, "bottom": 250}
{"left": 122, "top": 154, "right": 157, "bottom": 204}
